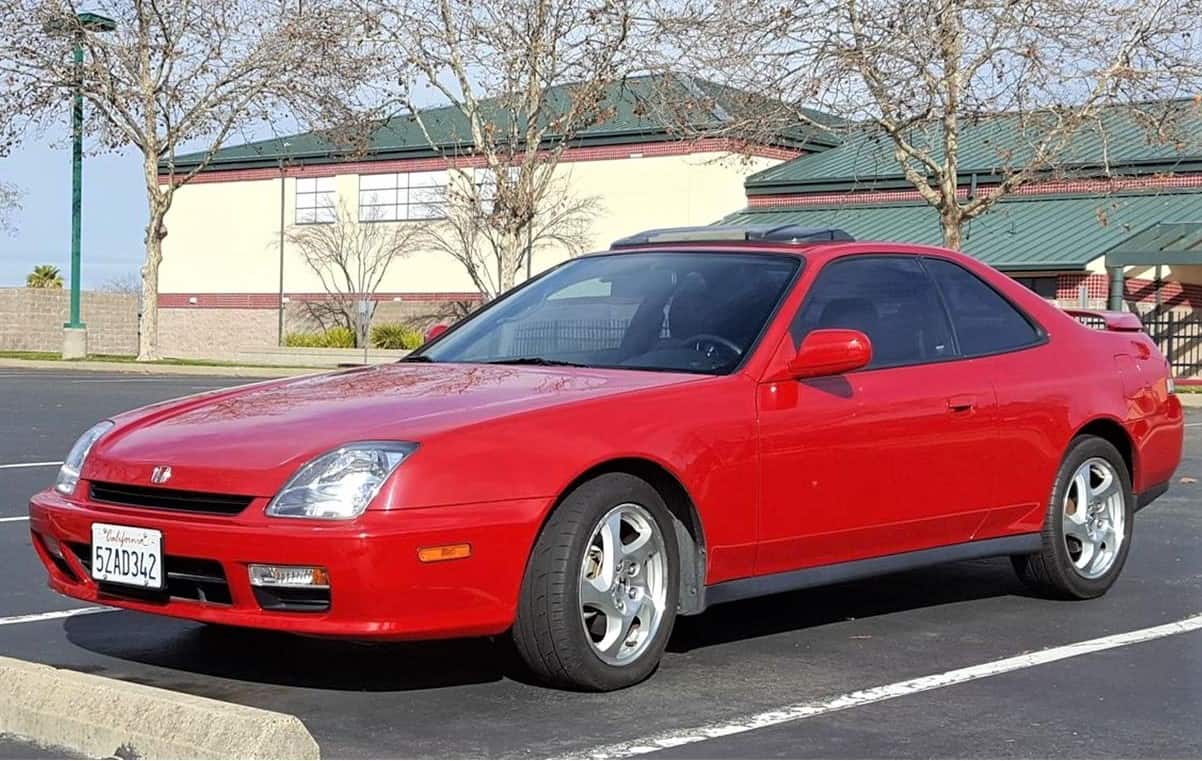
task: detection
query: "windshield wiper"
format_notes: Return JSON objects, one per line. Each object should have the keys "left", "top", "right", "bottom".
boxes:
{"left": 400, "top": 354, "right": 434, "bottom": 362}
{"left": 485, "top": 357, "right": 589, "bottom": 368}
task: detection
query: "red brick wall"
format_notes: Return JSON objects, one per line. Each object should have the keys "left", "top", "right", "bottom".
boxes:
{"left": 1052, "top": 273, "right": 1202, "bottom": 311}
{"left": 158, "top": 292, "right": 480, "bottom": 309}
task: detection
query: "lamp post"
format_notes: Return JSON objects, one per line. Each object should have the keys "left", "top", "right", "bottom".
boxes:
{"left": 61, "top": 11, "right": 116, "bottom": 359}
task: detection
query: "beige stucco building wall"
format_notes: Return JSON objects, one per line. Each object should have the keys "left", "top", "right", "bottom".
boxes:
{"left": 159, "top": 150, "right": 780, "bottom": 297}
{"left": 1084, "top": 257, "right": 1202, "bottom": 284}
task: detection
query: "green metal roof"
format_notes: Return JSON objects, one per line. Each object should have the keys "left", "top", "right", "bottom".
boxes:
{"left": 1105, "top": 221, "right": 1202, "bottom": 266}
{"left": 168, "top": 74, "right": 841, "bottom": 173}
{"left": 747, "top": 101, "right": 1202, "bottom": 194}
{"left": 723, "top": 190, "right": 1202, "bottom": 270}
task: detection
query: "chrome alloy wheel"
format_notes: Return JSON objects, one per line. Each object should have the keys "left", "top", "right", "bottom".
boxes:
{"left": 579, "top": 502, "right": 668, "bottom": 666}
{"left": 1062, "top": 457, "right": 1126, "bottom": 579}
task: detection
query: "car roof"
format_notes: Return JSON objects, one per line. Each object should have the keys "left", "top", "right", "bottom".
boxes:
{"left": 604, "top": 224, "right": 973, "bottom": 267}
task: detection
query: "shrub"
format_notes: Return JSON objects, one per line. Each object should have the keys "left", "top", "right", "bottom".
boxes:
{"left": 284, "top": 326, "right": 357, "bottom": 348}
{"left": 371, "top": 322, "right": 425, "bottom": 350}
{"left": 283, "top": 332, "right": 324, "bottom": 348}
{"left": 322, "top": 326, "right": 356, "bottom": 348}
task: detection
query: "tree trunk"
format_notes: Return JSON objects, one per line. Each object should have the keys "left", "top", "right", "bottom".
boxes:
{"left": 138, "top": 205, "right": 168, "bottom": 361}
{"left": 497, "top": 228, "right": 522, "bottom": 294}
{"left": 940, "top": 207, "right": 963, "bottom": 250}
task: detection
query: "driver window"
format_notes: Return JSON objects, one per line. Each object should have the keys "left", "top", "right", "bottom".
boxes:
{"left": 791, "top": 256, "right": 955, "bottom": 369}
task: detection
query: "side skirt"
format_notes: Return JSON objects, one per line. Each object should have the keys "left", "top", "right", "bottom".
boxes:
{"left": 1136, "top": 481, "right": 1169, "bottom": 512}
{"left": 698, "top": 533, "right": 1043, "bottom": 612}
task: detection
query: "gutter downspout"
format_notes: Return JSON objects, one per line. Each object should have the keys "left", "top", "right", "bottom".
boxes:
{"left": 1107, "top": 265, "right": 1125, "bottom": 311}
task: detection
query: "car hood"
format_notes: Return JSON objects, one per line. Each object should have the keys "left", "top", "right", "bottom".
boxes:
{"left": 84, "top": 363, "right": 702, "bottom": 496}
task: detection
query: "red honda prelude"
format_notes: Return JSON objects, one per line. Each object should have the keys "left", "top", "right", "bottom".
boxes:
{"left": 29, "top": 225, "right": 1183, "bottom": 690}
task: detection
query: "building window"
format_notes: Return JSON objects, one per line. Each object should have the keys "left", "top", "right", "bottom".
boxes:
{"left": 1012, "top": 275, "right": 1059, "bottom": 299}
{"left": 359, "top": 171, "right": 448, "bottom": 222}
{"left": 474, "top": 167, "right": 520, "bottom": 215}
{"left": 295, "top": 177, "right": 337, "bottom": 224}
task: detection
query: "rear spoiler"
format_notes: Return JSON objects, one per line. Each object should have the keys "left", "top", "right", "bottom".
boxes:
{"left": 1062, "top": 308, "right": 1144, "bottom": 332}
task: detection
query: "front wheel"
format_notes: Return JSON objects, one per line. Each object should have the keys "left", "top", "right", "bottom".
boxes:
{"left": 511, "top": 473, "right": 680, "bottom": 691}
{"left": 1012, "top": 435, "right": 1134, "bottom": 599}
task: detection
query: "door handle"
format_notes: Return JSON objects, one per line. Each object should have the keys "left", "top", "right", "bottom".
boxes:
{"left": 946, "top": 394, "right": 976, "bottom": 412}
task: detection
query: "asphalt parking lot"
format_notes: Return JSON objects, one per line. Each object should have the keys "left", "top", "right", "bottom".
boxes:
{"left": 1, "top": 368, "right": 1200, "bottom": 758}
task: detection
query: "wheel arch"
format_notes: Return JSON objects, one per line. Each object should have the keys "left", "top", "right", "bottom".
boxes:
{"left": 554, "top": 457, "right": 708, "bottom": 616}
{"left": 1073, "top": 416, "right": 1136, "bottom": 485}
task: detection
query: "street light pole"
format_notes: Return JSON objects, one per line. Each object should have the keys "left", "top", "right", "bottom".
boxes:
{"left": 60, "top": 12, "right": 116, "bottom": 360}
{"left": 66, "top": 34, "right": 84, "bottom": 331}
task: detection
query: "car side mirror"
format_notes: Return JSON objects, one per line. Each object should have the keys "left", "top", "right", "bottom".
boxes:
{"left": 424, "top": 323, "right": 449, "bottom": 343}
{"left": 787, "top": 329, "right": 872, "bottom": 379}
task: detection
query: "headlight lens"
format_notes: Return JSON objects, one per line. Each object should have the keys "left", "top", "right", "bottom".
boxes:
{"left": 55, "top": 421, "right": 114, "bottom": 495}
{"left": 265, "top": 442, "right": 417, "bottom": 520}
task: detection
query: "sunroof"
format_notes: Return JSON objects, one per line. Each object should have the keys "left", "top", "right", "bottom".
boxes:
{"left": 611, "top": 224, "right": 853, "bottom": 248}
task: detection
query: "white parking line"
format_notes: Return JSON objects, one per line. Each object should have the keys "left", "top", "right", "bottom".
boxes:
{"left": 0, "top": 461, "right": 62, "bottom": 470}
{"left": 0, "top": 607, "right": 111, "bottom": 626}
{"left": 575, "top": 613, "right": 1202, "bottom": 759}
{"left": 0, "top": 516, "right": 29, "bottom": 523}
{"left": 0, "top": 374, "right": 229, "bottom": 384}
{"left": 1184, "top": 422, "right": 1202, "bottom": 427}
{"left": 0, "top": 374, "right": 112, "bottom": 380}
{"left": 68, "top": 379, "right": 226, "bottom": 384}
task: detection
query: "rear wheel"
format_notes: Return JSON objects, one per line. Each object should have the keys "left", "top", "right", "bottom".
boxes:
{"left": 511, "top": 473, "right": 679, "bottom": 691}
{"left": 1012, "top": 436, "right": 1133, "bottom": 599}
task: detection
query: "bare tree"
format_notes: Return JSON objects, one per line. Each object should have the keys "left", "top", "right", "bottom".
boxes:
{"left": 0, "top": 181, "right": 18, "bottom": 233}
{"left": 98, "top": 271, "right": 142, "bottom": 295}
{"left": 0, "top": 0, "right": 366, "bottom": 359}
{"left": 419, "top": 172, "right": 602, "bottom": 300}
{"left": 287, "top": 201, "right": 422, "bottom": 348}
{"left": 347, "top": 0, "right": 642, "bottom": 297}
{"left": 653, "top": 0, "right": 1202, "bottom": 248}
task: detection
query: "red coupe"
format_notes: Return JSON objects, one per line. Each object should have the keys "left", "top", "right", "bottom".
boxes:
{"left": 29, "top": 225, "right": 1183, "bottom": 690}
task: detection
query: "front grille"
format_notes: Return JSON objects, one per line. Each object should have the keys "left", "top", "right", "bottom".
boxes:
{"left": 89, "top": 481, "right": 253, "bottom": 515}
{"left": 67, "top": 542, "right": 233, "bottom": 605}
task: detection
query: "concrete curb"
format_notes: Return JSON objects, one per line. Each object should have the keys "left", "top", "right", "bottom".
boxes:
{"left": 1177, "top": 393, "right": 1202, "bottom": 407}
{"left": 0, "top": 358, "right": 319, "bottom": 378}
{"left": 0, "top": 656, "right": 320, "bottom": 759}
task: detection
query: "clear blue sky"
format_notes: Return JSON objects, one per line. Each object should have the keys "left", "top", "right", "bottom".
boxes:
{"left": 1, "top": 130, "right": 146, "bottom": 288}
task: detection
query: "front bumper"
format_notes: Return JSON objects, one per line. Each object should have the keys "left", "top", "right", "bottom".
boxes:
{"left": 29, "top": 487, "right": 548, "bottom": 640}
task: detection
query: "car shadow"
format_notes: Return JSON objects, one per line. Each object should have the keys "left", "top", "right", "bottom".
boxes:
{"left": 63, "top": 613, "right": 517, "bottom": 692}
{"left": 668, "top": 556, "right": 1033, "bottom": 653}
{"left": 61, "top": 557, "right": 1032, "bottom": 693}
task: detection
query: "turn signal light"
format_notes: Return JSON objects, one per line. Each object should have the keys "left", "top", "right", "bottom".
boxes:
{"left": 248, "top": 564, "right": 330, "bottom": 588}
{"left": 417, "top": 543, "right": 472, "bottom": 563}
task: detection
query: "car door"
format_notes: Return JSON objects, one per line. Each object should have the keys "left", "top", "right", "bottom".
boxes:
{"left": 920, "top": 256, "right": 1056, "bottom": 539}
{"left": 755, "top": 255, "right": 1000, "bottom": 577}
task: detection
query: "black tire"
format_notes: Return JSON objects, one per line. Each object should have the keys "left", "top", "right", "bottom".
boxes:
{"left": 511, "top": 472, "right": 680, "bottom": 691}
{"left": 1011, "top": 435, "right": 1134, "bottom": 599}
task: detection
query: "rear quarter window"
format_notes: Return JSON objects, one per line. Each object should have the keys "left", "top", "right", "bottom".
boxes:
{"left": 924, "top": 258, "right": 1041, "bottom": 356}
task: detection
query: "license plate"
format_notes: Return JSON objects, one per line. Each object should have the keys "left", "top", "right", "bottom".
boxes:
{"left": 91, "top": 523, "right": 164, "bottom": 590}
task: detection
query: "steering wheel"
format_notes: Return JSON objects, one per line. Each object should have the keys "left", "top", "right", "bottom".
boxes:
{"left": 680, "top": 333, "right": 743, "bottom": 363}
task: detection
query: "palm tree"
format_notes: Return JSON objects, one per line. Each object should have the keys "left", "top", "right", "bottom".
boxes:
{"left": 26, "top": 265, "right": 63, "bottom": 289}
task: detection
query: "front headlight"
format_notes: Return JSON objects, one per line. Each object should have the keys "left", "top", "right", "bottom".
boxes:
{"left": 265, "top": 441, "right": 418, "bottom": 520}
{"left": 55, "top": 421, "right": 114, "bottom": 495}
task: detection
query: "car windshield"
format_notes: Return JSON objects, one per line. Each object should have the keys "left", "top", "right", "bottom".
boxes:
{"left": 417, "top": 252, "right": 801, "bottom": 374}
